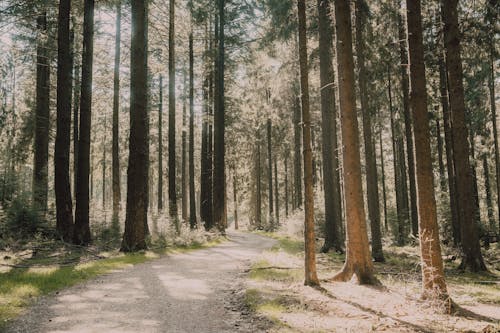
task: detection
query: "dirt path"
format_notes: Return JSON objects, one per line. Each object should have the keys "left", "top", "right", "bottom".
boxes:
{"left": 7, "top": 231, "right": 276, "bottom": 333}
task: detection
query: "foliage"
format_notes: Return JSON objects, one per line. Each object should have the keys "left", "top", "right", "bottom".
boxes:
{"left": 2, "top": 197, "right": 51, "bottom": 240}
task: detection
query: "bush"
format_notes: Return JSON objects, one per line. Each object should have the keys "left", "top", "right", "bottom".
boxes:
{"left": 3, "top": 197, "right": 50, "bottom": 239}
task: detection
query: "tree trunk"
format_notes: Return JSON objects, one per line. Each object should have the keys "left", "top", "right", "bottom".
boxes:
{"left": 33, "top": 10, "right": 50, "bottom": 214}
{"left": 182, "top": 73, "right": 188, "bottom": 222}
{"left": 355, "top": 0, "right": 383, "bottom": 262}
{"left": 442, "top": 0, "right": 486, "bottom": 272}
{"left": 233, "top": 171, "right": 238, "bottom": 230}
{"left": 256, "top": 130, "right": 262, "bottom": 229}
{"left": 102, "top": 116, "right": 106, "bottom": 209}
{"left": 469, "top": 131, "right": 481, "bottom": 226}
{"left": 293, "top": 95, "right": 302, "bottom": 210}
{"left": 213, "top": 0, "right": 226, "bottom": 233}
{"left": 267, "top": 117, "right": 273, "bottom": 227}
{"left": 379, "top": 128, "right": 388, "bottom": 231}
{"left": 73, "top": 19, "right": 80, "bottom": 202}
{"left": 200, "top": 21, "right": 211, "bottom": 229}
{"left": 318, "top": 0, "right": 343, "bottom": 254}
{"left": 483, "top": 154, "right": 495, "bottom": 231}
{"left": 285, "top": 153, "right": 289, "bottom": 218}
{"left": 436, "top": 116, "right": 447, "bottom": 192}
{"left": 121, "top": 0, "right": 149, "bottom": 252}
{"left": 55, "top": 0, "right": 74, "bottom": 241}
{"left": 168, "top": 0, "right": 177, "bottom": 220}
{"left": 274, "top": 156, "right": 279, "bottom": 225}
{"left": 158, "top": 75, "right": 164, "bottom": 212}
{"left": 74, "top": 0, "right": 95, "bottom": 245}
{"left": 112, "top": 2, "right": 122, "bottom": 223}
{"left": 189, "top": 30, "right": 197, "bottom": 229}
{"left": 398, "top": 5, "right": 418, "bottom": 237}
{"left": 407, "top": 0, "right": 449, "bottom": 302}
{"left": 297, "top": 0, "right": 319, "bottom": 287}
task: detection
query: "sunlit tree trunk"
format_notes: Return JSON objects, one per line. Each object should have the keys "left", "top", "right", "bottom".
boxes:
{"left": 112, "top": 2, "right": 122, "bottom": 223}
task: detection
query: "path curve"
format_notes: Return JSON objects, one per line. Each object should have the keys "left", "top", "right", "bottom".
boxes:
{"left": 7, "top": 231, "right": 276, "bottom": 333}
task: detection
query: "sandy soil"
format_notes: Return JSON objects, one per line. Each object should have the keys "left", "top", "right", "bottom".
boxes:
{"left": 6, "top": 231, "right": 276, "bottom": 333}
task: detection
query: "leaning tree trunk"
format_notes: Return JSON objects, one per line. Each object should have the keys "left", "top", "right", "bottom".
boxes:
{"left": 55, "top": 0, "right": 74, "bottom": 241}
{"left": 317, "top": 0, "right": 343, "bottom": 254}
{"left": 297, "top": 0, "right": 319, "bottom": 287}
{"left": 407, "top": 0, "right": 450, "bottom": 303}
{"left": 442, "top": 0, "right": 486, "bottom": 272}
{"left": 332, "top": 0, "right": 377, "bottom": 285}
{"left": 74, "top": 0, "right": 95, "bottom": 245}
{"left": 355, "top": 0, "right": 384, "bottom": 262}
{"left": 121, "top": 0, "right": 149, "bottom": 252}
{"left": 33, "top": 10, "right": 50, "bottom": 214}
{"left": 112, "top": 2, "right": 122, "bottom": 223}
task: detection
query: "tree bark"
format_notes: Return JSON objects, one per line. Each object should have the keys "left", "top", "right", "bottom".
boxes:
{"left": 274, "top": 156, "right": 279, "bottom": 225}
{"left": 285, "top": 152, "right": 289, "bottom": 218}
{"left": 442, "top": 0, "right": 486, "bottom": 272}
{"left": 435, "top": 116, "right": 447, "bottom": 192}
{"left": 189, "top": 30, "right": 197, "bottom": 229}
{"left": 74, "top": 0, "right": 95, "bottom": 245}
{"left": 256, "top": 128, "right": 262, "bottom": 229}
{"left": 233, "top": 171, "right": 238, "bottom": 230}
{"left": 121, "top": 0, "right": 149, "bottom": 252}
{"left": 267, "top": 117, "right": 273, "bottom": 226}
{"left": 55, "top": 0, "right": 74, "bottom": 241}
{"left": 112, "top": 2, "right": 122, "bottom": 223}
{"left": 379, "top": 128, "right": 388, "bottom": 231}
{"left": 483, "top": 154, "right": 495, "bottom": 231}
{"left": 168, "top": 0, "right": 178, "bottom": 220}
{"left": 182, "top": 73, "right": 188, "bottom": 223}
{"left": 407, "top": 0, "right": 449, "bottom": 302}
{"left": 297, "top": 0, "right": 319, "bottom": 287}
{"left": 158, "top": 75, "right": 164, "bottom": 212}
{"left": 293, "top": 94, "right": 302, "bottom": 210}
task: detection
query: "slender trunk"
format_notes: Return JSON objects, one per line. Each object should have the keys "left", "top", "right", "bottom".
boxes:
{"left": 355, "top": 0, "right": 383, "bottom": 262}
{"left": 293, "top": 95, "right": 302, "bottom": 209}
{"left": 73, "top": 24, "right": 80, "bottom": 202}
{"left": 158, "top": 75, "right": 164, "bottom": 212}
{"left": 267, "top": 117, "right": 273, "bottom": 225}
{"left": 318, "top": 0, "right": 343, "bottom": 253}
{"left": 121, "top": 0, "right": 149, "bottom": 251}
{"left": 102, "top": 116, "right": 106, "bottom": 209}
{"left": 285, "top": 153, "right": 289, "bottom": 218}
{"left": 112, "top": 2, "right": 122, "bottom": 222}
{"left": 469, "top": 131, "right": 481, "bottom": 225}
{"left": 55, "top": 0, "right": 74, "bottom": 241}
{"left": 200, "top": 21, "right": 210, "bottom": 228}
{"left": 189, "top": 30, "right": 197, "bottom": 229}
{"left": 407, "top": 0, "right": 449, "bottom": 302}
{"left": 182, "top": 73, "right": 188, "bottom": 222}
{"left": 379, "top": 128, "right": 388, "bottom": 231}
{"left": 442, "top": 0, "right": 486, "bottom": 272}
{"left": 168, "top": 0, "right": 178, "bottom": 220}
{"left": 436, "top": 116, "right": 447, "bottom": 192}
{"left": 74, "top": 0, "right": 95, "bottom": 245}
{"left": 297, "top": 0, "right": 319, "bottom": 287}
{"left": 274, "top": 156, "right": 279, "bottom": 225}
{"left": 256, "top": 130, "right": 262, "bottom": 229}
{"left": 398, "top": 5, "right": 418, "bottom": 237}
{"left": 483, "top": 154, "right": 495, "bottom": 231}
{"left": 233, "top": 171, "right": 238, "bottom": 230}
{"left": 33, "top": 10, "right": 50, "bottom": 214}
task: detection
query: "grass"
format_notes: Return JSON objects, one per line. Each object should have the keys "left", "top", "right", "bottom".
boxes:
{"left": 249, "top": 260, "right": 302, "bottom": 283}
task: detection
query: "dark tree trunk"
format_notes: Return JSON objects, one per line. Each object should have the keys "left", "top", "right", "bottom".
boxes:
{"left": 168, "top": 0, "right": 177, "bottom": 220}
{"left": 200, "top": 21, "right": 211, "bottom": 229}
{"left": 74, "top": 0, "right": 95, "bottom": 245}
{"left": 469, "top": 131, "right": 481, "bottom": 225}
{"left": 55, "top": 0, "right": 74, "bottom": 241}
{"left": 442, "top": 0, "right": 487, "bottom": 272}
{"left": 297, "top": 0, "right": 319, "bottom": 287}
{"left": 256, "top": 129, "right": 262, "bottom": 229}
{"left": 293, "top": 95, "right": 302, "bottom": 209}
{"left": 182, "top": 73, "right": 188, "bottom": 222}
{"left": 33, "top": 10, "right": 50, "bottom": 214}
{"left": 398, "top": 5, "right": 418, "bottom": 237}
{"left": 112, "top": 2, "right": 122, "bottom": 223}
{"left": 274, "top": 156, "right": 279, "bottom": 225}
{"left": 483, "top": 154, "right": 495, "bottom": 231}
{"left": 158, "top": 75, "right": 164, "bottom": 212}
{"left": 213, "top": 0, "right": 226, "bottom": 232}
{"left": 318, "top": 0, "right": 343, "bottom": 254}
{"left": 189, "top": 31, "right": 197, "bottom": 229}
{"left": 73, "top": 19, "right": 80, "bottom": 202}
{"left": 355, "top": 0, "right": 383, "bottom": 262}
{"left": 102, "top": 116, "right": 106, "bottom": 209}
{"left": 121, "top": 0, "right": 149, "bottom": 252}
{"left": 267, "top": 117, "right": 273, "bottom": 225}
{"left": 379, "top": 128, "right": 388, "bottom": 231}
{"left": 436, "top": 116, "right": 447, "bottom": 192}
{"left": 407, "top": 0, "right": 449, "bottom": 302}
{"left": 285, "top": 153, "right": 289, "bottom": 218}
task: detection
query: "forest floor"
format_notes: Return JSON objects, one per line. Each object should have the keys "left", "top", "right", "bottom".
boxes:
{"left": 3, "top": 231, "right": 277, "bottom": 333}
{"left": 245, "top": 212, "right": 500, "bottom": 333}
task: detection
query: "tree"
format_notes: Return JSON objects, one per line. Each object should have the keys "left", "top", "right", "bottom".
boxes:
{"left": 158, "top": 75, "right": 164, "bottom": 212}
{"left": 33, "top": 9, "right": 50, "bottom": 214}
{"left": 355, "top": 0, "right": 383, "bottom": 262}
{"left": 297, "top": 0, "right": 319, "bottom": 287}
{"left": 332, "top": 0, "right": 377, "bottom": 285}
{"left": 55, "top": 0, "right": 74, "bottom": 241}
{"left": 317, "top": 0, "right": 343, "bottom": 254}
{"left": 112, "top": 1, "right": 122, "bottom": 223}
{"left": 407, "top": 0, "right": 449, "bottom": 302}
{"left": 189, "top": 26, "right": 197, "bottom": 229}
{"left": 168, "top": 0, "right": 178, "bottom": 220}
{"left": 267, "top": 116, "right": 273, "bottom": 226}
{"left": 122, "top": 0, "right": 149, "bottom": 252}
{"left": 442, "top": 0, "right": 487, "bottom": 272}
{"left": 74, "top": 0, "right": 95, "bottom": 245}
{"left": 293, "top": 93, "right": 302, "bottom": 210}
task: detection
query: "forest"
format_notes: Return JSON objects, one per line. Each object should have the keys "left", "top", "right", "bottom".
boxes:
{"left": 0, "top": 0, "right": 499, "bottom": 332}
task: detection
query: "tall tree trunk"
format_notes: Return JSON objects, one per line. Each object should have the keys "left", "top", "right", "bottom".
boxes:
{"left": 55, "top": 0, "right": 74, "bottom": 241}
{"left": 407, "top": 0, "right": 449, "bottom": 303}
{"left": 332, "top": 0, "right": 377, "bottom": 285}
{"left": 398, "top": 4, "right": 418, "bottom": 237}
{"left": 256, "top": 129, "right": 262, "bottom": 229}
{"left": 440, "top": 57, "right": 460, "bottom": 245}
{"left": 436, "top": 116, "right": 447, "bottom": 192}
{"left": 158, "top": 75, "right": 164, "bottom": 212}
{"left": 74, "top": 0, "right": 95, "bottom": 245}
{"left": 213, "top": 0, "right": 226, "bottom": 232}
{"left": 200, "top": 21, "right": 211, "bottom": 229}
{"left": 293, "top": 95, "right": 302, "bottom": 209}
{"left": 285, "top": 152, "right": 289, "bottom": 218}
{"left": 267, "top": 117, "right": 273, "bottom": 226}
{"left": 233, "top": 171, "right": 238, "bottom": 230}
{"left": 121, "top": 0, "right": 149, "bottom": 251}
{"left": 182, "top": 73, "right": 188, "bottom": 222}
{"left": 483, "top": 154, "right": 495, "bottom": 231}
{"left": 102, "top": 116, "right": 106, "bottom": 209}
{"left": 112, "top": 2, "right": 122, "bottom": 223}
{"left": 318, "top": 0, "right": 343, "bottom": 254}
{"left": 33, "top": 10, "right": 50, "bottom": 214}
{"left": 469, "top": 131, "right": 481, "bottom": 225}
{"left": 379, "top": 128, "right": 388, "bottom": 231}
{"left": 189, "top": 30, "right": 197, "bottom": 229}
{"left": 355, "top": 0, "right": 383, "bottom": 262}
{"left": 442, "top": 0, "right": 486, "bottom": 272}
{"left": 274, "top": 156, "right": 279, "bottom": 225}
{"left": 73, "top": 19, "right": 80, "bottom": 202}
{"left": 297, "top": 0, "right": 319, "bottom": 287}
{"left": 168, "top": 0, "right": 178, "bottom": 220}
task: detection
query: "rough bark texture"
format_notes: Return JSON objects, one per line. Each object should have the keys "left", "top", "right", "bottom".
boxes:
{"left": 112, "top": 2, "right": 122, "bottom": 222}
{"left": 55, "top": 0, "right": 74, "bottom": 241}
{"left": 33, "top": 11, "right": 50, "bottom": 214}
{"left": 189, "top": 31, "right": 197, "bottom": 229}
{"left": 213, "top": 0, "right": 226, "bottom": 233}
{"left": 355, "top": 0, "right": 383, "bottom": 262}
{"left": 121, "top": 0, "right": 149, "bottom": 252}
{"left": 74, "top": 0, "right": 94, "bottom": 245}
{"left": 168, "top": 0, "right": 177, "bottom": 219}
{"left": 407, "top": 0, "right": 449, "bottom": 301}
{"left": 297, "top": 0, "right": 319, "bottom": 287}
{"left": 442, "top": 0, "right": 486, "bottom": 272}
{"left": 317, "top": 0, "right": 343, "bottom": 254}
